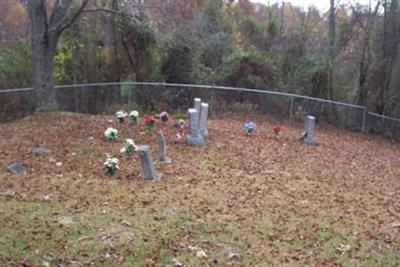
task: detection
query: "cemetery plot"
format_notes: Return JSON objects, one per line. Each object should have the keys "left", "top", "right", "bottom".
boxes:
{"left": 0, "top": 112, "right": 400, "bottom": 266}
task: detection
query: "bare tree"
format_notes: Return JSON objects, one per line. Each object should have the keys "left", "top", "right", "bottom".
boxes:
{"left": 378, "top": 0, "right": 400, "bottom": 114}
{"left": 356, "top": 0, "right": 381, "bottom": 106}
{"left": 327, "top": 0, "right": 336, "bottom": 100}
{"left": 26, "top": 0, "right": 88, "bottom": 111}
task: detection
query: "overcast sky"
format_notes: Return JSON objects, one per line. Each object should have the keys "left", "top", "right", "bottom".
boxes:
{"left": 250, "top": 0, "right": 373, "bottom": 12}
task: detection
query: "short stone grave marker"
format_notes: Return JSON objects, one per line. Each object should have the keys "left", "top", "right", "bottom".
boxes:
{"left": 138, "top": 145, "right": 162, "bottom": 181}
{"left": 158, "top": 131, "right": 171, "bottom": 163}
{"left": 199, "top": 102, "right": 209, "bottom": 139}
{"left": 6, "top": 162, "right": 26, "bottom": 174}
{"left": 187, "top": 108, "right": 204, "bottom": 147}
{"left": 303, "top": 115, "right": 317, "bottom": 145}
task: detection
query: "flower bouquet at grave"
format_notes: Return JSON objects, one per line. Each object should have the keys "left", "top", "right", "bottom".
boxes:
{"left": 144, "top": 114, "right": 156, "bottom": 130}
{"left": 120, "top": 138, "right": 138, "bottom": 158}
{"left": 273, "top": 124, "right": 283, "bottom": 135}
{"left": 175, "top": 129, "right": 186, "bottom": 142}
{"left": 104, "top": 127, "right": 118, "bottom": 141}
{"left": 159, "top": 111, "right": 169, "bottom": 124}
{"left": 175, "top": 119, "right": 185, "bottom": 129}
{"left": 244, "top": 122, "right": 256, "bottom": 135}
{"left": 129, "top": 110, "right": 140, "bottom": 124}
{"left": 104, "top": 155, "right": 119, "bottom": 176}
{"left": 116, "top": 110, "right": 128, "bottom": 123}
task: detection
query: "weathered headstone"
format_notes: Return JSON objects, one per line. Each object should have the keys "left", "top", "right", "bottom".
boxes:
{"left": 158, "top": 131, "right": 171, "bottom": 163}
{"left": 194, "top": 98, "right": 202, "bottom": 126}
{"left": 199, "top": 103, "right": 209, "bottom": 139}
{"left": 194, "top": 98, "right": 202, "bottom": 116}
{"left": 138, "top": 145, "right": 162, "bottom": 181}
{"left": 187, "top": 108, "right": 204, "bottom": 146}
{"left": 6, "top": 162, "right": 26, "bottom": 174}
{"left": 303, "top": 115, "right": 317, "bottom": 145}
{"left": 33, "top": 147, "right": 50, "bottom": 156}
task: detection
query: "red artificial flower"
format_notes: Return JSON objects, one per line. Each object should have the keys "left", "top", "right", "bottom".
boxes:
{"left": 273, "top": 124, "right": 283, "bottom": 134}
{"left": 143, "top": 114, "right": 156, "bottom": 126}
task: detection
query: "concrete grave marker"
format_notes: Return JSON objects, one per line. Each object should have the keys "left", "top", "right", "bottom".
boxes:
{"left": 6, "top": 162, "right": 26, "bottom": 174}
{"left": 199, "top": 102, "right": 209, "bottom": 139}
{"left": 303, "top": 115, "right": 317, "bottom": 145}
{"left": 138, "top": 145, "right": 162, "bottom": 181}
{"left": 194, "top": 98, "right": 202, "bottom": 125}
{"left": 187, "top": 108, "right": 204, "bottom": 147}
{"left": 33, "top": 147, "right": 50, "bottom": 156}
{"left": 158, "top": 131, "right": 171, "bottom": 163}
{"left": 194, "top": 98, "right": 202, "bottom": 115}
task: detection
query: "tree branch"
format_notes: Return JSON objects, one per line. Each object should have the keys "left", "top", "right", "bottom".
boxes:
{"left": 49, "top": 0, "right": 72, "bottom": 33}
{"left": 54, "top": 0, "right": 89, "bottom": 35}
{"left": 82, "top": 7, "right": 122, "bottom": 15}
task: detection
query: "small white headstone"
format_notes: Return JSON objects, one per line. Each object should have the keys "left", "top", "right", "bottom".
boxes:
{"left": 303, "top": 115, "right": 317, "bottom": 145}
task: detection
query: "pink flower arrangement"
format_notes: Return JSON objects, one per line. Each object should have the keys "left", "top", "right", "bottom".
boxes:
{"left": 160, "top": 111, "right": 169, "bottom": 123}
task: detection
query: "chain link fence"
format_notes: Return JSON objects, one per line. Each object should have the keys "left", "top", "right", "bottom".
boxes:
{"left": 1, "top": 82, "right": 399, "bottom": 140}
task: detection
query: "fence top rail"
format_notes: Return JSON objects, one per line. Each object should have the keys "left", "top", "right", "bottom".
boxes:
{"left": 0, "top": 80, "right": 392, "bottom": 114}
{"left": 0, "top": 87, "right": 34, "bottom": 93}
{"left": 50, "top": 81, "right": 366, "bottom": 109}
{"left": 368, "top": 111, "right": 400, "bottom": 123}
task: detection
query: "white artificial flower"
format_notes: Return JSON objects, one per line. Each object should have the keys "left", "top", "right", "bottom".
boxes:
{"left": 104, "top": 155, "right": 120, "bottom": 175}
{"left": 116, "top": 110, "right": 128, "bottom": 118}
{"left": 120, "top": 139, "right": 138, "bottom": 156}
{"left": 104, "top": 127, "right": 118, "bottom": 140}
{"left": 129, "top": 110, "right": 139, "bottom": 117}
{"left": 104, "top": 156, "right": 119, "bottom": 167}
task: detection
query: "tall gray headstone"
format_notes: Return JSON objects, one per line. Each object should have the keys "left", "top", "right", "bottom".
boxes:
{"left": 138, "top": 145, "right": 162, "bottom": 181}
{"left": 187, "top": 108, "right": 204, "bottom": 146}
{"left": 303, "top": 115, "right": 317, "bottom": 145}
{"left": 199, "top": 103, "right": 209, "bottom": 139}
{"left": 194, "top": 98, "right": 202, "bottom": 126}
{"left": 194, "top": 98, "right": 202, "bottom": 116}
{"left": 158, "top": 131, "right": 171, "bottom": 163}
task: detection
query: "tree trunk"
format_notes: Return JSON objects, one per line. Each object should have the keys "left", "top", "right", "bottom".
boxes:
{"left": 27, "top": 0, "right": 88, "bottom": 111}
{"left": 357, "top": 0, "right": 380, "bottom": 107}
{"left": 375, "top": 0, "right": 400, "bottom": 114}
{"left": 29, "top": 0, "right": 58, "bottom": 111}
{"left": 327, "top": 0, "right": 336, "bottom": 100}
{"left": 31, "top": 33, "right": 59, "bottom": 111}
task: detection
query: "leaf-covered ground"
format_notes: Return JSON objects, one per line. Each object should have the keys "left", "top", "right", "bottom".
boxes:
{"left": 0, "top": 112, "right": 399, "bottom": 266}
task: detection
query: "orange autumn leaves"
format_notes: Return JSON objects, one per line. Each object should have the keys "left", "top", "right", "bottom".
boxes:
{"left": 0, "top": 1, "right": 27, "bottom": 29}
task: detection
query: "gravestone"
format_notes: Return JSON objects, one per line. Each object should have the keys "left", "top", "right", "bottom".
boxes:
{"left": 194, "top": 98, "right": 202, "bottom": 115}
{"left": 199, "top": 103, "right": 209, "bottom": 139}
{"left": 303, "top": 115, "right": 317, "bottom": 145}
{"left": 6, "top": 162, "right": 26, "bottom": 174}
{"left": 138, "top": 145, "right": 162, "bottom": 181}
{"left": 158, "top": 131, "right": 171, "bottom": 163}
{"left": 33, "top": 147, "right": 50, "bottom": 156}
{"left": 187, "top": 108, "right": 204, "bottom": 147}
{"left": 194, "top": 98, "right": 202, "bottom": 126}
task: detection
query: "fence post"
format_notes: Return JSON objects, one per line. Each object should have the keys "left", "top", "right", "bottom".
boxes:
{"left": 361, "top": 107, "right": 367, "bottom": 134}
{"left": 210, "top": 87, "right": 215, "bottom": 117}
{"left": 127, "top": 83, "right": 132, "bottom": 110}
{"left": 289, "top": 96, "right": 294, "bottom": 125}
